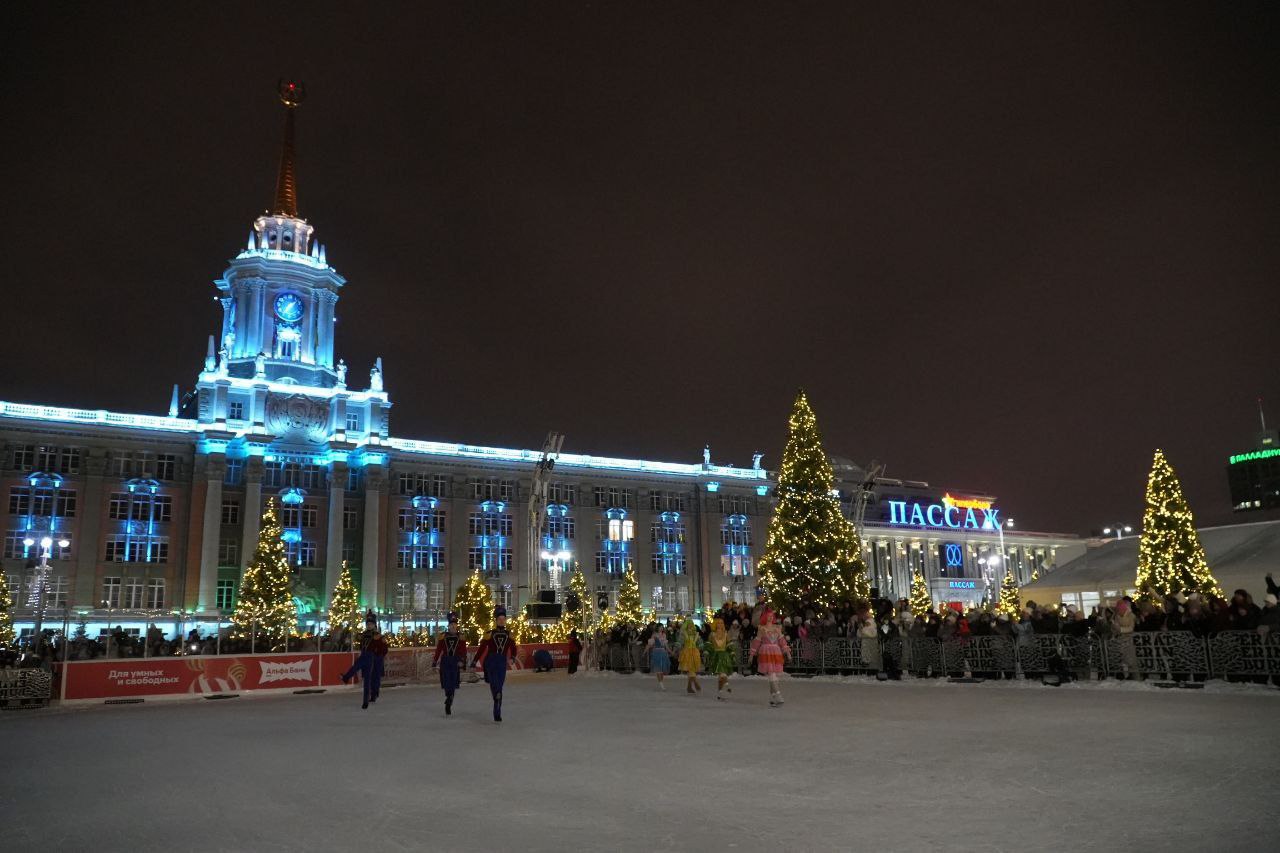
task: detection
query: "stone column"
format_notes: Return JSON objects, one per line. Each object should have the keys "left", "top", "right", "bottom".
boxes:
{"left": 361, "top": 464, "right": 387, "bottom": 609}
{"left": 240, "top": 457, "right": 264, "bottom": 569}
{"left": 73, "top": 450, "right": 108, "bottom": 608}
{"left": 325, "top": 461, "right": 347, "bottom": 601}
{"left": 198, "top": 455, "right": 227, "bottom": 611}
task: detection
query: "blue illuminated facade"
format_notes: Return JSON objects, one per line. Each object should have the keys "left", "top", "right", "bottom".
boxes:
{"left": 0, "top": 89, "right": 1082, "bottom": 642}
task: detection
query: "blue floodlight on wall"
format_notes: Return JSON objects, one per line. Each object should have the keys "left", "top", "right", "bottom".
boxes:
{"left": 756, "top": 485, "right": 769, "bottom": 496}
{"left": 706, "top": 482, "right": 720, "bottom": 493}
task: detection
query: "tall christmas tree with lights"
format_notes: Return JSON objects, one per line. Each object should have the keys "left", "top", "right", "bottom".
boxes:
{"left": 758, "top": 391, "right": 870, "bottom": 613}
{"left": 454, "top": 571, "right": 494, "bottom": 644}
{"left": 1135, "top": 449, "right": 1222, "bottom": 599}
{"left": 616, "top": 566, "right": 643, "bottom": 626}
{"left": 0, "top": 576, "right": 14, "bottom": 646}
{"left": 327, "top": 561, "right": 361, "bottom": 641}
{"left": 995, "top": 571, "right": 1021, "bottom": 618}
{"left": 561, "top": 570, "right": 591, "bottom": 635}
{"left": 230, "top": 499, "right": 298, "bottom": 649}
{"left": 909, "top": 570, "right": 932, "bottom": 616}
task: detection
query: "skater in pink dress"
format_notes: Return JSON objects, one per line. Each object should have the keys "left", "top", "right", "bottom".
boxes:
{"left": 748, "top": 607, "right": 792, "bottom": 706}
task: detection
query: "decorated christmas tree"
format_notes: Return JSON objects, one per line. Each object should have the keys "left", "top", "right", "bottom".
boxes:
{"left": 230, "top": 499, "right": 298, "bottom": 650}
{"left": 995, "top": 571, "right": 1021, "bottom": 618}
{"left": 327, "top": 561, "right": 361, "bottom": 642}
{"left": 1135, "top": 449, "right": 1222, "bottom": 599}
{"left": 454, "top": 571, "right": 494, "bottom": 644}
{"left": 0, "top": 577, "right": 14, "bottom": 646}
{"left": 909, "top": 570, "right": 932, "bottom": 616}
{"left": 615, "top": 566, "right": 643, "bottom": 626}
{"left": 562, "top": 570, "right": 590, "bottom": 635}
{"left": 758, "top": 391, "right": 870, "bottom": 613}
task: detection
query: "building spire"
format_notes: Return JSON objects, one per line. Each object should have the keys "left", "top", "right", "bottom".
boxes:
{"left": 273, "top": 80, "right": 306, "bottom": 218}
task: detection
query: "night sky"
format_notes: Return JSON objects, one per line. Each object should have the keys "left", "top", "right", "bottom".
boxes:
{"left": 2, "top": 3, "right": 1276, "bottom": 535}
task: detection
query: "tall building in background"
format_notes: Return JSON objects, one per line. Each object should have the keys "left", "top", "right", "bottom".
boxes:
{"left": 1227, "top": 401, "right": 1280, "bottom": 512}
{"left": 0, "top": 85, "right": 1079, "bottom": 641}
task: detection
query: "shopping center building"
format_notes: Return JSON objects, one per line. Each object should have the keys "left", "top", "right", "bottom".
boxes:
{"left": 0, "top": 88, "right": 1082, "bottom": 641}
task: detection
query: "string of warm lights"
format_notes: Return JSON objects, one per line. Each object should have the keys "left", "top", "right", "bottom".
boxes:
{"left": 454, "top": 570, "right": 494, "bottom": 644}
{"left": 1135, "top": 449, "right": 1223, "bottom": 600}
{"left": 229, "top": 498, "right": 298, "bottom": 649}
{"left": 615, "top": 566, "right": 644, "bottom": 626}
{"left": 909, "top": 570, "right": 932, "bottom": 615}
{"left": 0, "top": 573, "right": 14, "bottom": 646}
{"left": 995, "top": 572, "right": 1021, "bottom": 618}
{"left": 327, "top": 561, "right": 361, "bottom": 639}
{"left": 758, "top": 391, "right": 871, "bottom": 613}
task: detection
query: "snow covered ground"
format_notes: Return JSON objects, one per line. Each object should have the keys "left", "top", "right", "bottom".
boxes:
{"left": 3, "top": 673, "right": 1276, "bottom": 852}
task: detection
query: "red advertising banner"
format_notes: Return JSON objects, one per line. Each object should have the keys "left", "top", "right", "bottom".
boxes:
{"left": 60, "top": 652, "right": 359, "bottom": 701}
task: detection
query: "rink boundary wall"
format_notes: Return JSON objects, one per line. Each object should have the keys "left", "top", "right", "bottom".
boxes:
{"left": 53, "top": 643, "right": 574, "bottom": 702}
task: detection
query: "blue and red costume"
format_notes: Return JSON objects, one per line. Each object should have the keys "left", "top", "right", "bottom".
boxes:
{"left": 474, "top": 606, "right": 518, "bottom": 722}
{"left": 432, "top": 613, "right": 467, "bottom": 716}
{"left": 342, "top": 626, "right": 388, "bottom": 709}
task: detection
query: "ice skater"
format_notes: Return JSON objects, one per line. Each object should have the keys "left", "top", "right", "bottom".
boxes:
{"left": 749, "top": 608, "right": 791, "bottom": 707}
{"left": 704, "top": 617, "right": 739, "bottom": 700}
{"left": 676, "top": 618, "right": 703, "bottom": 694}
{"left": 341, "top": 610, "right": 387, "bottom": 709}
{"left": 474, "top": 605, "right": 518, "bottom": 722}
{"left": 645, "top": 625, "right": 672, "bottom": 690}
{"left": 431, "top": 611, "right": 467, "bottom": 716}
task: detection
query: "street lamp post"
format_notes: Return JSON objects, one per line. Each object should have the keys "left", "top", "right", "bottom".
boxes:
{"left": 1102, "top": 524, "right": 1133, "bottom": 541}
{"left": 24, "top": 535, "right": 69, "bottom": 659}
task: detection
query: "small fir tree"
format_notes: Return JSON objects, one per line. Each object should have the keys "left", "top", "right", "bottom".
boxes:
{"left": 995, "top": 571, "right": 1021, "bottom": 619}
{"left": 0, "top": 578, "right": 14, "bottom": 646}
{"left": 909, "top": 570, "right": 932, "bottom": 616}
{"left": 758, "top": 391, "right": 870, "bottom": 613}
{"left": 327, "top": 561, "right": 361, "bottom": 642}
{"left": 1135, "top": 450, "right": 1222, "bottom": 599}
{"left": 615, "top": 566, "right": 643, "bottom": 626}
{"left": 230, "top": 499, "right": 298, "bottom": 650}
{"left": 562, "top": 570, "right": 590, "bottom": 635}
{"left": 454, "top": 571, "right": 495, "bottom": 644}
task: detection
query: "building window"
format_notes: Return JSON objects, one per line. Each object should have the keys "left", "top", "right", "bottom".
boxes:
{"left": 8, "top": 487, "right": 30, "bottom": 516}
{"left": 718, "top": 494, "right": 751, "bottom": 514}
{"left": 3, "top": 531, "right": 28, "bottom": 559}
{"left": 341, "top": 541, "right": 358, "bottom": 564}
{"left": 469, "top": 547, "right": 513, "bottom": 573}
{"left": 594, "top": 487, "right": 634, "bottom": 508}
{"left": 216, "top": 579, "right": 236, "bottom": 610}
{"left": 397, "top": 545, "right": 444, "bottom": 571}
{"left": 10, "top": 444, "right": 36, "bottom": 471}
{"left": 544, "top": 513, "right": 575, "bottom": 540}
{"left": 105, "top": 536, "right": 169, "bottom": 563}
{"left": 224, "top": 457, "right": 244, "bottom": 486}
{"left": 300, "top": 505, "right": 318, "bottom": 528}
{"left": 468, "top": 512, "right": 513, "bottom": 536}
{"left": 145, "top": 578, "right": 165, "bottom": 609}
{"left": 347, "top": 467, "right": 362, "bottom": 492}
{"left": 102, "top": 577, "right": 122, "bottom": 608}
{"left": 343, "top": 505, "right": 359, "bottom": 530}
{"left": 155, "top": 454, "right": 177, "bottom": 481}
{"left": 720, "top": 516, "right": 752, "bottom": 547}
{"left": 123, "top": 578, "right": 144, "bottom": 609}
{"left": 428, "top": 582, "right": 444, "bottom": 612}
{"left": 345, "top": 412, "right": 362, "bottom": 432}
{"left": 151, "top": 495, "right": 171, "bottom": 523}
{"left": 548, "top": 483, "right": 576, "bottom": 505}
{"left": 27, "top": 574, "right": 69, "bottom": 609}
{"left": 228, "top": 401, "right": 245, "bottom": 421}
{"left": 218, "top": 538, "right": 239, "bottom": 567}
{"left": 108, "top": 493, "right": 130, "bottom": 520}
{"left": 650, "top": 490, "right": 688, "bottom": 512}
{"left": 468, "top": 478, "right": 515, "bottom": 501}
{"left": 721, "top": 555, "right": 753, "bottom": 576}
{"left": 398, "top": 506, "right": 445, "bottom": 533}
{"left": 221, "top": 499, "right": 240, "bottom": 526}
{"left": 286, "top": 541, "right": 317, "bottom": 568}
{"left": 595, "top": 551, "right": 626, "bottom": 573}
{"left": 605, "top": 518, "right": 634, "bottom": 541}
{"left": 264, "top": 460, "right": 325, "bottom": 489}
{"left": 652, "top": 553, "right": 687, "bottom": 575}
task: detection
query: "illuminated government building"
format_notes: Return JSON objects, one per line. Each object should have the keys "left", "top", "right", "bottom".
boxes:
{"left": 0, "top": 86, "right": 1082, "bottom": 640}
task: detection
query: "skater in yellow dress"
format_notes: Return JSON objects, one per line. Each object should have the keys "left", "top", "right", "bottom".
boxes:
{"left": 676, "top": 618, "right": 703, "bottom": 694}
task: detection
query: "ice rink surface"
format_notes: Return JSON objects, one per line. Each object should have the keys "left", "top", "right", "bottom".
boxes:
{"left": 2, "top": 672, "right": 1275, "bottom": 853}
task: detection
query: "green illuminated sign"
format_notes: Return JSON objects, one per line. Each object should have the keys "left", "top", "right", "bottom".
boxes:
{"left": 1229, "top": 448, "right": 1280, "bottom": 465}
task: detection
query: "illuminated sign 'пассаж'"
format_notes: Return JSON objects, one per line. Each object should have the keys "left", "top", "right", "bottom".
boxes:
{"left": 887, "top": 493, "right": 1002, "bottom": 531}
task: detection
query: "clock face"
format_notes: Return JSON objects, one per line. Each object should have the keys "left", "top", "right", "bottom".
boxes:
{"left": 274, "top": 293, "right": 304, "bottom": 323}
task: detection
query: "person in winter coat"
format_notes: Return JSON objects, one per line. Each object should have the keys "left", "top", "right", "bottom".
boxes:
{"left": 1111, "top": 599, "right": 1139, "bottom": 678}
{"left": 431, "top": 611, "right": 467, "bottom": 716}
{"left": 1226, "top": 589, "right": 1261, "bottom": 630}
{"left": 1258, "top": 594, "right": 1280, "bottom": 636}
{"left": 341, "top": 611, "right": 385, "bottom": 709}
{"left": 566, "top": 630, "right": 583, "bottom": 676}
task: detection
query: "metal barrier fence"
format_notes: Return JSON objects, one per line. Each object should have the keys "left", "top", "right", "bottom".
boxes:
{"left": 0, "top": 669, "right": 53, "bottom": 708}
{"left": 598, "top": 632, "right": 1280, "bottom": 682}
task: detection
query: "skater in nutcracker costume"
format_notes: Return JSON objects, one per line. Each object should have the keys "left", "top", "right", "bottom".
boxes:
{"left": 704, "top": 616, "right": 739, "bottom": 700}
{"left": 749, "top": 607, "right": 792, "bottom": 706}
{"left": 431, "top": 611, "right": 467, "bottom": 716}
{"left": 474, "top": 605, "right": 518, "bottom": 722}
{"left": 644, "top": 625, "right": 673, "bottom": 690}
{"left": 676, "top": 617, "right": 703, "bottom": 694}
{"left": 341, "top": 610, "right": 385, "bottom": 709}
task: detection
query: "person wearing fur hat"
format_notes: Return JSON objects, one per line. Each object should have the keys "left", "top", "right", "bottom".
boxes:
{"left": 474, "top": 605, "right": 518, "bottom": 722}
{"left": 704, "top": 617, "right": 739, "bottom": 700}
{"left": 431, "top": 611, "right": 467, "bottom": 716}
{"left": 567, "top": 629, "right": 583, "bottom": 676}
{"left": 341, "top": 610, "right": 387, "bottom": 709}
{"left": 676, "top": 618, "right": 704, "bottom": 694}
{"left": 749, "top": 607, "right": 792, "bottom": 706}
